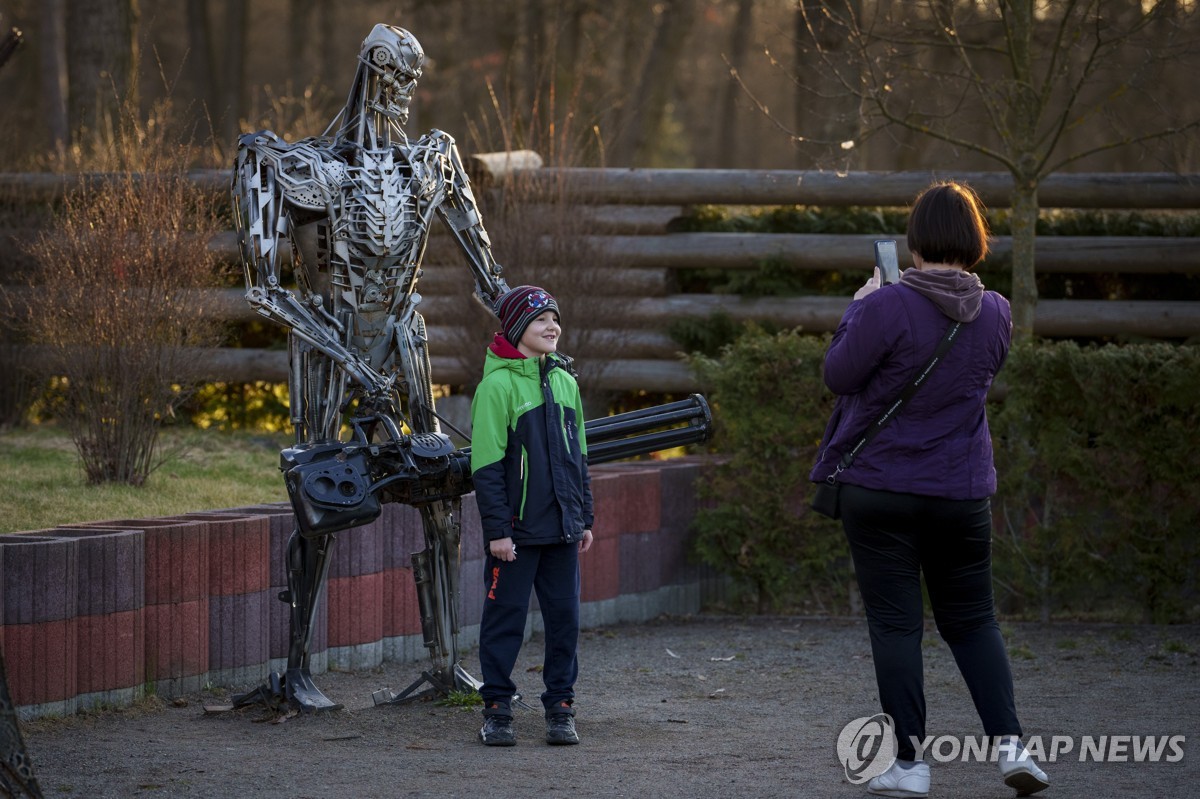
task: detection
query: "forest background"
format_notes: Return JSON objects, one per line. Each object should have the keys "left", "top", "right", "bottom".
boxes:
{"left": 0, "top": 0, "right": 1198, "bottom": 173}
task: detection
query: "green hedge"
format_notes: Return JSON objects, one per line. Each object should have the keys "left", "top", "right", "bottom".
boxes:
{"left": 689, "top": 328, "right": 1200, "bottom": 621}
{"left": 990, "top": 342, "right": 1200, "bottom": 623}
{"left": 688, "top": 329, "right": 850, "bottom": 613}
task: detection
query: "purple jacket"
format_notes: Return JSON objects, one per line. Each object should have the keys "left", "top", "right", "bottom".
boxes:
{"left": 810, "top": 269, "right": 1012, "bottom": 500}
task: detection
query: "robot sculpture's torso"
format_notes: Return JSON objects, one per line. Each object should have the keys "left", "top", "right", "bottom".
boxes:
{"left": 244, "top": 128, "right": 482, "bottom": 379}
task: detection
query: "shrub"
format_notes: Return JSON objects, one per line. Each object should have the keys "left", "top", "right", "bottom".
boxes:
{"left": 991, "top": 342, "right": 1200, "bottom": 622}
{"left": 688, "top": 327, "right": 850, "bottom": 613}
{"left": 19, "top": 104, "right": 228, "bottom": 485}
{"left": 689, "top": 328, "right": 1199, "bottom": 622}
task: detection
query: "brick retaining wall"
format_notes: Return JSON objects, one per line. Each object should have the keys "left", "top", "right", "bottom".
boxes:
{"left": 0, "top": 459, "right": 714, "bottom": 720}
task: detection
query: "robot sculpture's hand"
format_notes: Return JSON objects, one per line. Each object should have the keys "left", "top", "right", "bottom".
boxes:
{"left": 244, "top": 285, "right": 395, "bottom": 397}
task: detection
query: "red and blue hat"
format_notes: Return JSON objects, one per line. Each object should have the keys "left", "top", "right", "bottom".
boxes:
{"left": 494, "top": 285, "right": 560, "bottom": 346}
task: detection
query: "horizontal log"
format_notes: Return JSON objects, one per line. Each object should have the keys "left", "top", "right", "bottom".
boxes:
{"left": 465, "top": 150, "right": 544, "bottom": 185}
{"left": 200, "top": 229, "right": 1200, "bottom": 275}
{"left": 192, "top": 231, "right": 671, "bottom": 292}
{"left": 110, "top": 348, "right": 699, "bottom": 392}
{"left": 4, "top": 169, "right": 1199, "bottom": 210}
{"left": 587, "top": 233, "right": 1200, "bottom": 274}
{"left": 9, "top": 284, "right": 1195, "bottom": 339}
{"left": 520, "top": 169, "right": 1200, "bottom": 209}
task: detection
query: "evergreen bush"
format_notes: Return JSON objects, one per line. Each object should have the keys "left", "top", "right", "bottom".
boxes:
{"left": 688, "top": 326, "right": 1200, "bottom": 621}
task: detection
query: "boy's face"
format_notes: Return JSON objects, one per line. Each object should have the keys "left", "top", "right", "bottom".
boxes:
{"left": 517, "top": 310, "right": 561, "bottom": 359}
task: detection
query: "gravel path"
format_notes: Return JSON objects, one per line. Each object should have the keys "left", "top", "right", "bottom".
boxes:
{"left": 21, "top": 615, "right": 1200, "bottom": 799}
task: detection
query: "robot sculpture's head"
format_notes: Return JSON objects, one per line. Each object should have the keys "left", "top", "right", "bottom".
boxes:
{"left": 357, "top": 24, "right": 425, "bottom": 126}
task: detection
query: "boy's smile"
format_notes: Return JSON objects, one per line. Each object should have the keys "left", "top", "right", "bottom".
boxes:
{"left": 517, "top": 310, "right": 561, "bottom": 359}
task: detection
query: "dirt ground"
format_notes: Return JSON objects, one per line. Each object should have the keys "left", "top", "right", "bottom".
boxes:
{"left": 19, "top": 615, "right": 1200, "bottom": 799}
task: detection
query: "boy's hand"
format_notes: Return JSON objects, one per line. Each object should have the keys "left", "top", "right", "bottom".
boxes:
{"left": 579, "top": 529, "right": 593, "bottom": 554}
{"left": 490, "top": 537, "right": 517, "bottom": 561}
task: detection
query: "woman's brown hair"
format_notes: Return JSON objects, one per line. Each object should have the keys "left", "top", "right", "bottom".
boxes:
{"left": 906, "top": 181, "right": 991, "bottom": 270}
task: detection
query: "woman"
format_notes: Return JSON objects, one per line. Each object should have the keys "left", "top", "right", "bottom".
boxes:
{"left": 812, "top": 182, "right": 1049, "bottom": 798}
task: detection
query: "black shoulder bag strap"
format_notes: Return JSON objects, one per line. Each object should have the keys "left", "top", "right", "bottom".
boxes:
{"left": 824, "top": 320, "right": 963, "bottom": 486}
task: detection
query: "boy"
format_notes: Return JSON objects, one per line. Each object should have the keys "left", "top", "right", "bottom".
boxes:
{"left": 470, "top": 285, "right": 595, "bottom": 746}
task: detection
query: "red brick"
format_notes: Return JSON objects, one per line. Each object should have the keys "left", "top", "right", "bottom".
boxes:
{"left": 580, "top": 536, "right": 619, "bottom": 603}
{"left": 326, "top": 573, "right": 385, "bottom": 647}
{"left": 168, "top": 514, "right": 269, "bottom": 597}
{"left": 383, "top": 567, "right": 421, "bottom": 638}
{"left": 4, "top": 618, "right": 77, "bottom": 705}
{"left": 75, "top": 609, "right": 145, "bottom": 693}
{"left": 143, "top": 599, "right": 209, "bottom": 682}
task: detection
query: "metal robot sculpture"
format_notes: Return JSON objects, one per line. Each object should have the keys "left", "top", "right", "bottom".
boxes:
{"left": 231, "top": 24, "right": 504, "bottom": 711}
{"left": 231, "top": 24, "right": 711, "bottom": 713}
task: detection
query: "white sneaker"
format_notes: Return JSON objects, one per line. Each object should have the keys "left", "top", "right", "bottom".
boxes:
{"left": 867, "top": 760, "right": 930, "bottom": 798}
{"left": 997, "top": 738, "right": 1050, "bottom": 796}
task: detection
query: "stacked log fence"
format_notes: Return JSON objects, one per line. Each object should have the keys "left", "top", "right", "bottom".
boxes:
{"left": 2, "top": 166, "right": 1198, "bottom": 393}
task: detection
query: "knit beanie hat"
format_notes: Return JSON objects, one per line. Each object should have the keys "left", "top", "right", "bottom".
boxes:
{"left": 494, "top": 285, "right": 560, "bottom": 346}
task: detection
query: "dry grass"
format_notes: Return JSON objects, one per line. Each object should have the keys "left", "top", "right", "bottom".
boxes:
{"left": 0, "top": 426, "right": 287, "bottom": 534}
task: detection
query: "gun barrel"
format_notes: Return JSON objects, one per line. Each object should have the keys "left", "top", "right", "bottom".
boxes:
{"left": 584, "top": 394, "right": 712, "bottom": 464}
{"left": 459, "top": 393, "right": 713, "bottom": 466}
{"left": 584, "top": 395, "right": 710, "bottom": 443}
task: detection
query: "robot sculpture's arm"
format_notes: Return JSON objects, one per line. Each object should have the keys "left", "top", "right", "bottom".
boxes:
{"left": 420, "top": 130, "right": 510, "bottom": 307}
{"left": 232, "top": 130, "right": 394, "bottom": 397}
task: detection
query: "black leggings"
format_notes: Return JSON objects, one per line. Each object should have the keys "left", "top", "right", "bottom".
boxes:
{"left": 840, "top": 484, "right": 1022, "bottom": 761}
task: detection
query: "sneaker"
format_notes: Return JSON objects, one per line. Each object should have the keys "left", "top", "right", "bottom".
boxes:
{"left": 997, "top": 739, "right": 1050, "bottom": 796}
{"left": 866, "top": 760, "right": 930, "bottom": 798}
{"left": 478, "top": 703, "right": 515, "bottom": 747}
{"left": 545, "top": 701, "right": 579, "bottom": 745}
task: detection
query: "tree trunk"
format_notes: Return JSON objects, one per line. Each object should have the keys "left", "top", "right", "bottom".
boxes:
{"left": 65, "top": 0, "right": 138, "bottom": 143}
{"left": 1009, "top": 177, "right": 1039, "bottom": 342}
{"left": 623, "top": 0, "right": 698, "bottom": 166}
{"left": 184, "top": 0, "right": 217, "bottom": 138}
{"left": 288, "top": 0, "right": 317, "bottom": 89}
{"left": 38, "top": 0, "right": 68, "bottom": 152}
{"left": 794, "top": 1, "right": 863, "bottom": 169}
{"left": 219, "top": 0, "right": 248, "bottom": 146}
{"left": 716, "top": 0, "right": 754, "bottom": 168}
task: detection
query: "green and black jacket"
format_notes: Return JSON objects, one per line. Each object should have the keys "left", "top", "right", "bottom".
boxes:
{"left": 470, "top": 335, "right": 594, "bottom": 545}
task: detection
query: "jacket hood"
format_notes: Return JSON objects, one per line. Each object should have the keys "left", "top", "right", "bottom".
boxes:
{"left": 899, "top": 268, "right": 985, "bottom": 322}
{"left": 484, "top": 334, "right": 564, "bottom": 378}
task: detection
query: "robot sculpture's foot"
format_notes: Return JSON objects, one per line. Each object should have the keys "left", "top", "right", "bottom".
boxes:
{"left": 231, "top": 668, "right": 344, "bottom": 714}
{"left": 371, "top": 662, "right": 482, "bottom": 706}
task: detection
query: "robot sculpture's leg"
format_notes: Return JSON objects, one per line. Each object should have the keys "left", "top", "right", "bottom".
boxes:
{"left": 412, "top": 498, "right": 478, "bottom": 692}
{"left": 233, "top": 339, "right": 345, "bottom": 712}
{"left": 232, "top": 528, "right": 342, "bottom": 713}
{"left": 279, "top": 528, "right": 342, "bottom": 710}
{"left": 375, "top": 314, "right": 479, "bottom": 703}
{"left": 0, "top": 650, "right": 45, "bottom": 799}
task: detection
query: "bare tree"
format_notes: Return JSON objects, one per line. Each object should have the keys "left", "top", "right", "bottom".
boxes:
{"left": 37, "top": 0, "right": 68, "bottom": 152}
{"left": 717, "top": 0, "right": 756, "bottom": 168}
{"left": 770, "top": 1, "right": 1200, "bottom": 339}
{"left": 184, "top": 0, "right": 218, "bottom": 129}
{"left": 65, "top": 0, "right": 139, "bottom": 144}
{"left": 616, "top": 0, "right": 700, "bottom": 166}
{"left": 218, "top": 0, "right": 248, "bottom": 146}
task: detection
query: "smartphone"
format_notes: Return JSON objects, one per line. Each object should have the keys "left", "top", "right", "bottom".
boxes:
{"left": 874, "top": 239, "right": 900, "bottom": 285}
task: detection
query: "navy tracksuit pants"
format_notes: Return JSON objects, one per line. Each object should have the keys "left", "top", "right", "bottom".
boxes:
{"left": 478, "top": 540, "right": 581, "bottom": 713}
{"left": 840, "top": 483, "right": 1023, "bottom": 761}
